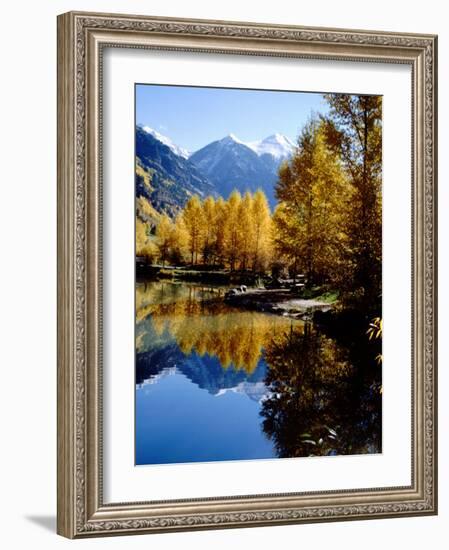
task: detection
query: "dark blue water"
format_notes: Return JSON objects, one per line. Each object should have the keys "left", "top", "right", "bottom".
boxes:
{"left": 136, "top": 353, "right": 275, "bottom": 465}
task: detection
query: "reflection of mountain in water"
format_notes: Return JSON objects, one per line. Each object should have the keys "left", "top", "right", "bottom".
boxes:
{"left": 136, "top": 343, "right": 269, "bottom": 401}
{"left": 136, "top": 343, "right": 183, "bottom": 383}
{"left": 215, "top": 381, "right": 270, "bottom": 403}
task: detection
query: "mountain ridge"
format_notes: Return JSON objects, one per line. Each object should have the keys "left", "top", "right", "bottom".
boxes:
{"left": 189, "top": 133, "right": 294, "bottom": 208}
{"left": 136, "top": 126, "right": 296, "bottom": 211}
{"left": 136, "top": 126, "right": 215, "bottom": 218}
{"left": 141, "top": 125, "right": 190, "bottom": 159}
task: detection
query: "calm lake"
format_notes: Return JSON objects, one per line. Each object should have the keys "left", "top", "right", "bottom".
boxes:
{"left": 135, "top": 281, "right": 381, "bottom": 466}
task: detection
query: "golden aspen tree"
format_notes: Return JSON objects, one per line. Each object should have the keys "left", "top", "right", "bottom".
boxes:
{"left": 276, "top": 123, "right": 315, "bottom": 282}
{"left": 213, "top": 197, "right": 227, "bottom": 267}
{"left": 223, "top": 190, "right": 242, "bottom": 271}
{"left": 201, "top": 196, "right": 217, "bottom": 265}
{"left": 136, "top": 196, "right": 160, "bottom": 230}
{"left": 238, "top": 192, "right": 255, "bottom": 271}
{"left": 275, "top": 119, "right": 351, "bottom": 285}
{"left": 323, "top": 94, "right": 382, "bottom": 311}
{"left": 171, "top": 215, "right": 189, "bottom": 264}
{"left": 306, "top": 126, "right": 352, "bottom": 284}
{"left": 136, "top": 218, "right": 148, "bottom": 256}
{"left": 155, "top": 213, "right": 174, "bottom": 266}
{"left": 136, "top": 218, "right": 157, "bottom": 261}
{"left": 182, "top": 195, "right": 205, "bottom": 265}
{"left": 252, "top": 189, "right": 272, "bottom": 273}
{"left": 271, "top": 202, "right": 303, "bottom": 279}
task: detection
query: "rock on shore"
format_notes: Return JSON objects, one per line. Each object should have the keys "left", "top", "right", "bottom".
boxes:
{"left": 224, "top": 288, "right": 333, "bottom": 319}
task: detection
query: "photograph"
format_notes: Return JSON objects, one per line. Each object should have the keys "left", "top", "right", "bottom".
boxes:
{"left": 134, "top": 84, "right": 383, "bottom": 466}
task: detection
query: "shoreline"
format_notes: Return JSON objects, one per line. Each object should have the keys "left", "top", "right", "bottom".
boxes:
{"left": 136, "top": 262, "right": 262, "bottom": 285}
{"left": 224, "top": 288, "right": 334, "bottom": 320}
{"left": 136, "top": 263, "right": 337, "bottom": 320}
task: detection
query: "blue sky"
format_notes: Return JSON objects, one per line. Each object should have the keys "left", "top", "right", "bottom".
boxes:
{"left": 136, "top": 84, "right": 328, "bottom": 153}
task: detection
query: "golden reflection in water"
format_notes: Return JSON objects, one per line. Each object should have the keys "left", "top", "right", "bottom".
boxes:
{"left": 136, "top": 281, "right": 303, "bottom": 373}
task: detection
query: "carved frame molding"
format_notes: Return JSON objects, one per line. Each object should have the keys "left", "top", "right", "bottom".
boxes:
{"left": 57, "top": 11, "right": 437, "bottom": 538}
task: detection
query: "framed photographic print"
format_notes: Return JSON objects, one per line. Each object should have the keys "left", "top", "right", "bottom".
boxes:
{"left": 57, "top": 11, "right": 438, "bottom": 538}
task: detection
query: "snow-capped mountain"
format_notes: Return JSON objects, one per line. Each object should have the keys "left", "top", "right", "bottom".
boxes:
{"left": 136, "top": 127, "right": 296, "bottom": 209}
{"left": 141, "top": 125, "right": 190, "bottom": 159}
{"left": 189, "top": 133, "right": 294, "bottom": 207}
{"left": 247, "top": 133, "right": 295, "bottom": 160}
{"left": 136, "top": 126, "right": 215, "bottom": 217}
{"left": 189, "top": 134, "right": 270, "bottom": 202}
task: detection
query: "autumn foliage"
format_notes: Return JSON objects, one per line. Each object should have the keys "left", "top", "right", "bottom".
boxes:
{"left": 137, "top": 93, "right": 382, "bottom": 312}
{"left": 274, "top": 95, "right": 382, "bottom": 311}
{"left": 137, "top": 189, "right": 272, "bottom": 272}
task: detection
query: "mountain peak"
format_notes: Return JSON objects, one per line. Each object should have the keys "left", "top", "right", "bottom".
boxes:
{"left": 136, "top": 124, "right": 215, "bottom": 218}
{"left": 265, "top": 132, "right": 282, "bottom": 140}
{"left": 140, "top": 125, "right": 190, "bottom": 159}
{"left": 263, "top": 133, "right": 294, "bottom": 145}
{"left": 221, "top": 133, "right": 245, "bottom": 145}
{"left": 247, "top": 133, "right": 294, "bottom": 159}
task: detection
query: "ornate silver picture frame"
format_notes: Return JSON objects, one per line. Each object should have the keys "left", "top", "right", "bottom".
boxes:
{"left": 57, "top": 11, "right": 437, "bottom": 538}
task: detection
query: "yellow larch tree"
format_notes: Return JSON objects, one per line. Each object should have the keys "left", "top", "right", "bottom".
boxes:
{"left": 252, "top": 189, "right": 272, "bottom": 273}
{"left": 238, "top": 192, "right": 255, "bottom": 271}
{"left": 275, "top": 118, "right": 352, "bottom": 285}
{"left": 155, "top": 213, "right": 175, "bottom": 266}
{"left": 213, "top": 197, "right": 228, "bottom": 267}
{"left": 323, "top": 94, "right": 382, "bottom": 311}
{"left": 201, "top": 196, "right": 217, "bottom": 265}
{"left": 136, "top": 218, "right": 157, "bottom": 262}
{"left": 223, "top": 190, "right": 242, "bottom": 271}
{"left": 182, "top": 195, "right": 205, "bottom": 265}
{"left": 271, "top": 202, "right": 303, "bottom": 280}
{"left": 170, "top": 214, "right": 189, "bottom": 264}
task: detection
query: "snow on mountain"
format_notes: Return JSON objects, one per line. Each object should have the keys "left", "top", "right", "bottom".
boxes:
{"left": 192, "top": 134, "right": 257, "bottom": 173}
{"left": 138, "top": 128, "right": 296, "bottom": 209}
{"left": 215, "top": 381, "right": 271, "bottom": 403}
{"left": 224, "top": 133, "right": 248, "bottom": 146}
{"left": 247, "top": 133, "right": 295, "bottom": 160}
{"left": 189, "top": 132, "right": 295, "bottom": 208}
{"left": 196, "top": 132, "right": 295, "bottom": 160}
{"left": 136, "top": 126, "right": 215, "bottom": 217}
{"left": 141, "top": 125, "right": 190, "bottom": 159}
{"left": 189, "top": 135, "right": 270, "bottom": 201}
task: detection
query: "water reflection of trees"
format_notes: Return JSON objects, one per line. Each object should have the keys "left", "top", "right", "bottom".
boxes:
{"left": 143, "top": 299, "right": 301, "bottom": 373}
{"left": 261, "top": 323, "right": 381, "bottom": 457}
